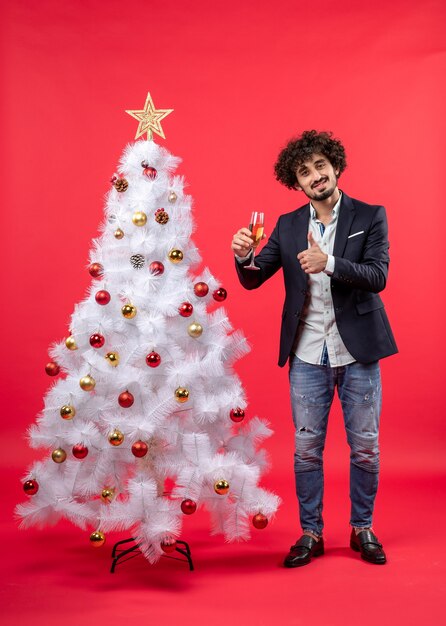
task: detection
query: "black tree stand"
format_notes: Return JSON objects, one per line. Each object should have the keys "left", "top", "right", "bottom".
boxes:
{"left": 110, "top": 537, "right": 194, "bottom": 573}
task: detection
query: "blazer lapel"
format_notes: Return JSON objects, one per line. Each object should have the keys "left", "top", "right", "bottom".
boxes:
{"left": 333, "top": 192, "right": 355, "bottom": 257}
{"left": 290, "top": 204, "right": 311, "bottom": 255}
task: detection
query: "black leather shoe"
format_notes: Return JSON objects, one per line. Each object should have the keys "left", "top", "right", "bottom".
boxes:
{"left": 350, "top": 529, "right": 387, "bottom": 564}
{"left": 284, "top": 535, "right": 324, "bottom": 568}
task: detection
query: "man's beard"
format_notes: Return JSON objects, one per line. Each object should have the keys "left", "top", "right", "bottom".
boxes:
{"left": 311, "top": 187, "right": 335, "bottom": 201}
{"left": 309, "top": 179, "right": 337, "bottom": 201}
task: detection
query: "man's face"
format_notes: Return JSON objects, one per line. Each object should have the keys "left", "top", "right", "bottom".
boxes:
{"left": 295, "top": 153, "right": 339, "bottom": 202}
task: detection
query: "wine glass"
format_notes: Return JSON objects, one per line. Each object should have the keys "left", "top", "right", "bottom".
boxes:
{"left": 245, "top": 211, "right": 264, "bottom": 270}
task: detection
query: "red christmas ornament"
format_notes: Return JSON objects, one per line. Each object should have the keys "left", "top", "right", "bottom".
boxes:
{"left": 23, "top": 479, "right": 39, "bottom": 495}
{"left": 181, "top": 499, "right": 197, "bottom": 515}
{"left": 146, "top": 351, "right": 161, "bottom": 368}
{"left": 230, "top": 408, "right": 245, "bottom": 423}
{"left": 213, "top": 287, "right": 227, "bottom": 302}
{"left": 131, "top": 441, "right": 148, "bottom": 458}
{"left": 252, "top": 513, "right": 269, "bottom": 529}
{"left": 149, "top": 261, "right": 164, "bottom": 276}
{"left": 194, "top": 282, "right": 209, "bottom": 297}
{"left": 118, "top": 390, "right": 134, "bottom": 408}
{"left": 178, "top": 302, "right": 193, "bottom": 317}
{"left": 89, "top": 333, "right": 105, "bottom": 349}
{"left": 143, "top": 166, "right": 157, "bottom": 180}
{"left": 89, "top": 263, "right": 104, "bottom": 278}
{"left": 45, "top": 362, "right": 60, "bottom": 376}
{"left": 95, "top": 290, "right": 111, "bottom": 305}
{"left": 161, "top": 539, "right": 177, "bottom": 553}
{"left": 72, "top": 444, "right": 89, "bottom": 459}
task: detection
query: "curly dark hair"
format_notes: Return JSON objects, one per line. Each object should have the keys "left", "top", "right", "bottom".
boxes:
{"left": 274, "top": 130, "right": 347, "bottom": 190}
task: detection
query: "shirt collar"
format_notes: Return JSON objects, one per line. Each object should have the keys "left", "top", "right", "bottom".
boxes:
{"left": 310, "top": 191, "right": 342, "bottom": 220}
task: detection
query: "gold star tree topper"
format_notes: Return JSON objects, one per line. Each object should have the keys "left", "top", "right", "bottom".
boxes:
{"left": 125, "top": 92, "right": 173, "bottom": 140}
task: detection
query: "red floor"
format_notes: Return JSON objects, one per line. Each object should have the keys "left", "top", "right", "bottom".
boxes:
{"left": 3, "top": 467, "right": 445, "bottom": 626}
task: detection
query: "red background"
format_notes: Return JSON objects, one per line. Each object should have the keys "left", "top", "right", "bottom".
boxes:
{"left": 1, "top": 1, "right": 445, "bottom": 625}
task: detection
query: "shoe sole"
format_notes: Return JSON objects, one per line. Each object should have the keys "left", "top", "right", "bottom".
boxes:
{"left": 350, "top": 541, "right": 386, "bottom": 564}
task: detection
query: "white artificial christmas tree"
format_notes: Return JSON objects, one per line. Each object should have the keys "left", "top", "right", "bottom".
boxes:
{"left": 17, "top": 93, "right": 280, "bottom": 564}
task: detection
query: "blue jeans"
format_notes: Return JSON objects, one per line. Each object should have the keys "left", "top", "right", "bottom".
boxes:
{"left": 289, "top": 356, "right": 382, "bottom": 536}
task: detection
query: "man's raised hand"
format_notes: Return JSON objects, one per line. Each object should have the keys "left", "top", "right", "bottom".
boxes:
{"left": 231, "top": 228, "right": 266, "bottom": 258}
{"left": 297, "top": 232, "right": 328, "bottom": 274}
{"left": 308, "top": 231, "right": 318, "bottom": 247}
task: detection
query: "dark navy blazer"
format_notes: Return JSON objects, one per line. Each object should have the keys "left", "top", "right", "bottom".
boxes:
{"left": 236, "top": 192, "right": 398, "bottom": 367}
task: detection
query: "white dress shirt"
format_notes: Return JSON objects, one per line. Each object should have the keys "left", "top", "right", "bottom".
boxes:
{"left": 293, "top": 194, "right": 356, "bottom": 366}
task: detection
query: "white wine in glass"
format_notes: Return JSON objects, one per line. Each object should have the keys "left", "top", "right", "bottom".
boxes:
{"left": 245, "top": 211, "right": 264, "bottom": 270}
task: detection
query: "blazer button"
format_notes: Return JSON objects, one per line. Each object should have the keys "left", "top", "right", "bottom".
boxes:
{"left": 300, "top": 289, "right": 306, "bottom": 295}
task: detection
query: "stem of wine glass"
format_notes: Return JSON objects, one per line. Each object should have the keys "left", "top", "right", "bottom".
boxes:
{"left": 248, "top": 246, "right": 256, "bottom": 267}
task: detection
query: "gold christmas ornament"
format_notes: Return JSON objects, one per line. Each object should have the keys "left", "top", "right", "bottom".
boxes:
{"left": 113, "top": 178, "right": 128, "bottom": 193}
{"left": 51, "top": 448, "right": 67, "bottom": 463}
{"left": 187, "top": 322, "right": 203, "bottom": 338}
{"left": 114, "top": 228, "right": 124, "bottom": 239}
{"left": 101, "top": 487, "right": 115, "bottom": 504}
{"left": 121, "top": 304, "right": 137, "bottom": 319}
{"left": 90, "top": 530, "right": 106, "bottom": 547}
{"left": 214, "top": 479, "right": 230, "bottom": 495}
{"left": 105, "top": 352, "right": 120, "bottom": 367}
{"left": 175, "top": 387, "right": 189, "bottom": 403}
{"left": 65, "top": 336, "right": 78, "bottom": 350}
{"left": 125, "top": 92, "right": 173, "bottom": 140}
{"left": 108, "top": 429, "right": 124, "bottom": 446}
{"left": 80, "top": 374, "right": 96, "bottom": 391}
{"left": 60, "top": 404, "right": 76, "bottom": 420}
{"left": 132, "top": 211, "right": 147, "bottom": 226}
{"left": 168, "top": 191, "right": 177, "bottom": 203}
{"left": 168, "top": 249, "right": 183, "bottom": 264}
